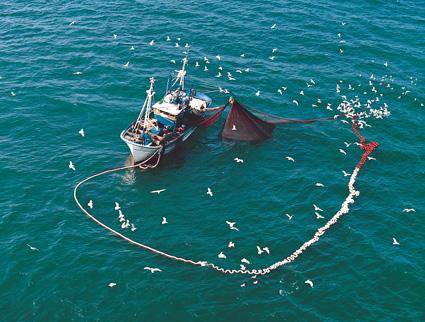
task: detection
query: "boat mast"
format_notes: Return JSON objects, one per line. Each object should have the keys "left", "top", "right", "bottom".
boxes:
{"left": 178, "top": 57, "right": 188, "bottom": 91}
{"left": 133, "top": 78, "right": 155, "bottom": 136}
{"left": 142, "top": 78, "right": 155, "bottom": 132}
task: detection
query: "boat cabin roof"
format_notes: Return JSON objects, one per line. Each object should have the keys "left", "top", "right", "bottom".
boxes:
{"left": 152, "top": 102, "right": 184, "bottom": 116}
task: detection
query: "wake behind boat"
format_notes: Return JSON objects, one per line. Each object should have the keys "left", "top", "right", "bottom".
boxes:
{"left": 120, "top": 58, "right": 225, "bottom": 163}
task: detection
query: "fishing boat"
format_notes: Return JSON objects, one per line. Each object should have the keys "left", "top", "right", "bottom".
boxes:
{"left": 120, "top": 58, "right": 225, "bottom": 163}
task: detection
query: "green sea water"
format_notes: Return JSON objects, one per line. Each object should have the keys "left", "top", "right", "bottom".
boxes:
{"left": 1, "top": 1, "right": 425, "bottom": 321}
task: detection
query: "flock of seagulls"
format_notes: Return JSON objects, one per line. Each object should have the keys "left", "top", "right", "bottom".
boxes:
{"left": 59, "top": 21, "right": 422, "bottom": 290}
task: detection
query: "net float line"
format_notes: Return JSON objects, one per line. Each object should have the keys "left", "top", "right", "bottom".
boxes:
{"left": 73, "top": 117, "right": 379, "bottom": 275}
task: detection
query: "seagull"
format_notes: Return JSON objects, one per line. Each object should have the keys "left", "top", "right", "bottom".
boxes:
{"left": 285, "top": 156, "right": 295, "bottom": 162}
{"left": 240, "top": 264, "right": 246, "bottom": 270}
{"left": 225, "top": 221, "right": 239, "bottom": 231}
{"left": 240, "top": 283, "right": 246, "bottom": 287}
{"left": 26, "top": 244, "right": 39, "bottom": 251}
{"left": 151, "top": 189, "right": 166, "bottom": 194}
{"left": 119, "top": 214, "right": 125, "bottom": 223}
{"left": 305, "top": 280, "right": 314, "bottom": 288}
{"left": 10, "top": 91, "right": 16, "bottom": 96}
{"left": 69, "top": 21, "right": 76, "bottom": 26}
{"left": 299, "top": 90, "right": 304, "bottom": 96}
{"left": 339, "top": 48, "right": 344, "bottom": 54}
{"left": 216, "top": 72, "right": 222, "bottom": 78}
{"left": 285, "top": 213, "right": 293, "bottom": 220}
{"left": 241, "top": 258, "right": 250, "bottom": 264}
{"left": 315, "top": 183, "right": 325, "bottom": 187}
{"left": 113, "top": 34, "right": 117, "bottom": 39}
{"left": 218, "top": 252, "right": 227, "bottom": 259}
{"left": 277, "top": 89, "right": 283, "bottom": 95}
{"left": 253, "top": 280, "right": 258, "bottom": 285}
{"left": 228, "top": 76, "right": 235, "bottom": 81}
{"left": 114, "top": 202, "right": 120, "bottom": 211}
{"left": 315, "top": 212, "right": 324, "bottom": 219}
{"left": 131, "top": 223, "right": 136, "bottom": 231}
{"left": 130, "top": 46, "right": 135, "bottom": 51}
{"left": 87, "top": 200, "right": 93, "bottom": 209}
{"left": 271, "top": 24, "right": 277, "bottom": 29}
{"left": 263, "top": 247, "right": 270, "bottom": 254}
{"left": 310, "top": 79, "right": 315, "bottom": 85}
{"left": 240, "top": 53, "right": 245, "bottom": 57}
{"left": 293, "top": 100, "right": 299, "bottom": 106}
{"left": 272, "top": 48, "right": 277, "bottom": 53}
{"left": 384, "top": 61, "right": 388, "bottom": 67}
{"left": 281, "top": 86, "right": 287, "bottom": 91}
{"left": 344, "top": 141, "right": 351, "bottom": 147}
{"left": 403, "top": 208, "right": 415, "bottom": 213}
{"left": 144, "top": 267, "right": 162, "bottom": 273}
{"left": 204, "top": 66, "right": 208, "bottom": 72}
{"left": 170, "top": 59, "right": 176, "bottom": 64}
{"left": 122, "top": 61, "right": 130, "bottom": 68}
{"left": 78, "top": 128, "right": 85, "bottom": 137}
{"left": 339, "top": 149, "right": 347, "bottom": 155}
{"left": 234, "top": 157, "right": 244, "bottom": 163}
{"left": 108, "top": 282, "right": 117, "bottom": 288}
{"left": 175, "top": 42, "right": 180, "bottom": 47}
{"left": 255, "top": 90, "right": 261, "bottom": 96}
{"left": 392, "top": 238, "right": 399, "bottom": 245}
{"left": 195, "top": 61, "right": 200, "bottom": 67}
{"left": 367, "top": 156, "right": 376, "bottom": 161}
{"left": 337, "top": 32, "right": 341, "bottom": 38}
{"left": 342, "top": 170, "right": 351, "bottom": 177}
{"left": 166, "top": 36, "right": 171, "bottom": 41}
{"left": 232, "top": 124, "right": 237, "bottom": 131}
{"left": 207, "top": 187, "right": 213, "bottom": 197}
{"left": 121, "top": 219, "right": 130, "bottom": 229}
{"left": 257, "top": 246, "right": 264, "bottom": 255}
{"left": 184, "top": 43, "right": 190, "bottom": 48}
{"left": 73, "top": 71, "right": 82, "bottom": 75}
{"left": 269, "top": 56, "right": 275, "bottom": 61}
{"left": 149, "top": 40, "right": 155, "bottom": 46}
{"left": 313, "top": 204, "right": 323, "bottom": 212}
{"left": 228, "top": 241, "right": 235, "bottom": 248}
{"left": 215, "top": 55, "right": 221, "bottom": 60}
{"left": 68, "top": 161, "right": 76, "bottom": 171}
{"left": 161, "top": 217, "right": 168, "bottom": 225}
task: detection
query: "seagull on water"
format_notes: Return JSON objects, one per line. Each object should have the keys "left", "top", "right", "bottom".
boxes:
{"left": 293, "top": 100, "right": 299, "bottom": 106}
{"left": 78, "top": 128, "right": 85, "bottom": 137}
{"left": 299, "top": 90, "right": 304, "bottom": 96}
{"left": 228, "top": 241, "right": 235, "bottom": 248}
{"left": 108, "top": 282, "right": 117, "bottom": 287}
{"left": 144, "top": 267, "right": 162, "bottom": 273}
{"left": 285, "top": 156, "right": 295, "bottom": 162}
{"left": 392, "top": 238, "right": 399, "bottom": 245}
{"left": 204, "top": 66, "right": 208, "bottom": 72}
{"left": 234, "top": 157, "right": 244, "bottom": 163}
{"left": 149, "top": 40, "right": 155, "bottom": 46}
{"left": 68, "top": 161, "right": 76, "bottom": 171}
{"left": 403, "top": 208, "right": 415, "bottom": 213}
{"left": 123, "top": 61, "right": 130, "bottom": 68}
{"left": 225, "top": 221, "right": 239, "bottom": 231}
{"left": 271, "top": 24, "right": 277, "bottom": 29}
{"left": 216, "top": 71, "right": 222, "bottom": 78}
{"left": 170, "top": 59, "right": 176, "bottom": 64}
{"left": 131, "top": 223, "right": 137, "bottom": 231}
{"left": 27, "top": 244, "right": 39, "bottom": 251}
{"left": 114, "top": 202, "right": 120, "bottom": 211}
{"left": 285, "top": 213, "right": 293, "bottom": 220}
{"left": 195, "top": 61, "right": 200, "bottom": 67}
{"left": 218, "top": 252, "right": 227, "bottom": 259}
{"left": 384, "top": 61, "right": 388, "bottom": 67}
{"left": 339, "top": 149, "right": 347, "bottom": 155}
{"left": 277, "top": 89, "right": 283, "bottom": 95}
{"left": 313, "top": 204, "right": 323, "bottom": 212}
{"left": 69, "top": 21, "right": 76, "bottom": 26}
{"left": 305, "top": 280, "right": 314, "bottom": 288}
{"left": 73, "top": 71, "right": 82, "bottom": 75}
{"left": 315, "top": 212, "right": 324, "bottom": 219}
{"left": 207, "top": 187, "right": 213, "bottom": 197}
{"left": 151, "top": 189, "right": 166, "bottom": 194}
{"left": 257, "top": 246, "right": 264, "bottom": 255}
{"left": 272, "top": 48, "right": 277, "bottom": 53}
{"left": 241, "top": 258, "right": 250, "bottom": 264}
{"left": 166, "top": 36, "right": 170, "bottom": 41}
{"left": 269, "top": 56, "right": 275, "bottom": 61}
{"left": 113, "top": 34, "right": 117, "bottom": 39}
{"left": 315, "top": 183, "right": 325, "bottom": 187}
{"left": 240, "top": 53, "right": 245, "bottom": 57}
{"left": 255, "top": 90, "right": 261, "bottom": 96}
{"left": 215, "top": 55, "right": 221, "bottom": 60}
{"left": 87, "top": 200, "right": 93, "bottom": 209}
{"left": 342, "top": 170, "right": 351, "bottom": 177}
{"left": 130, "top": 46, "right": 135, "bottom": 51}
{"left": 162, "top": 217, "right": 168, "bottom": 225}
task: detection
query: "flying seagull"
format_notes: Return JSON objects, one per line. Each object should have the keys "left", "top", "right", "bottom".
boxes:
{"left": 144, "top": 267, "right": 162, "bottom": 273}
{"left": 305, "top": 280, "right": 314, "bottom": 288}
{"left": 151, "top": 189, "right": 166, "bottom": 194}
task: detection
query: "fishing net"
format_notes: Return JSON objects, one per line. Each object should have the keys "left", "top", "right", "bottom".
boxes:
{"left": 222, "top": 97, "right": 334, "bottom": 141}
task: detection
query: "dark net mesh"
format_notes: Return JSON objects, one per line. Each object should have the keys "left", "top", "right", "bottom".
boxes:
{"left": 222, "top": 98, "right": 334, "bottom": 141}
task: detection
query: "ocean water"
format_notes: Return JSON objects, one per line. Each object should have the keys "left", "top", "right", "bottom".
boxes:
{"left": 1, "top": 0, "right": 424, "bottom": 320}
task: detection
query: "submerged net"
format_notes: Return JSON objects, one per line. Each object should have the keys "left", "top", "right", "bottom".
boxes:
{"left": 222, "top": 98, "right": 334, "bottom": 141}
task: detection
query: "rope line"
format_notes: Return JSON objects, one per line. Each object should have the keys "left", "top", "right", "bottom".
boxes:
{"left": 73, "top": 118, "right": 379, "bottom": 275}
